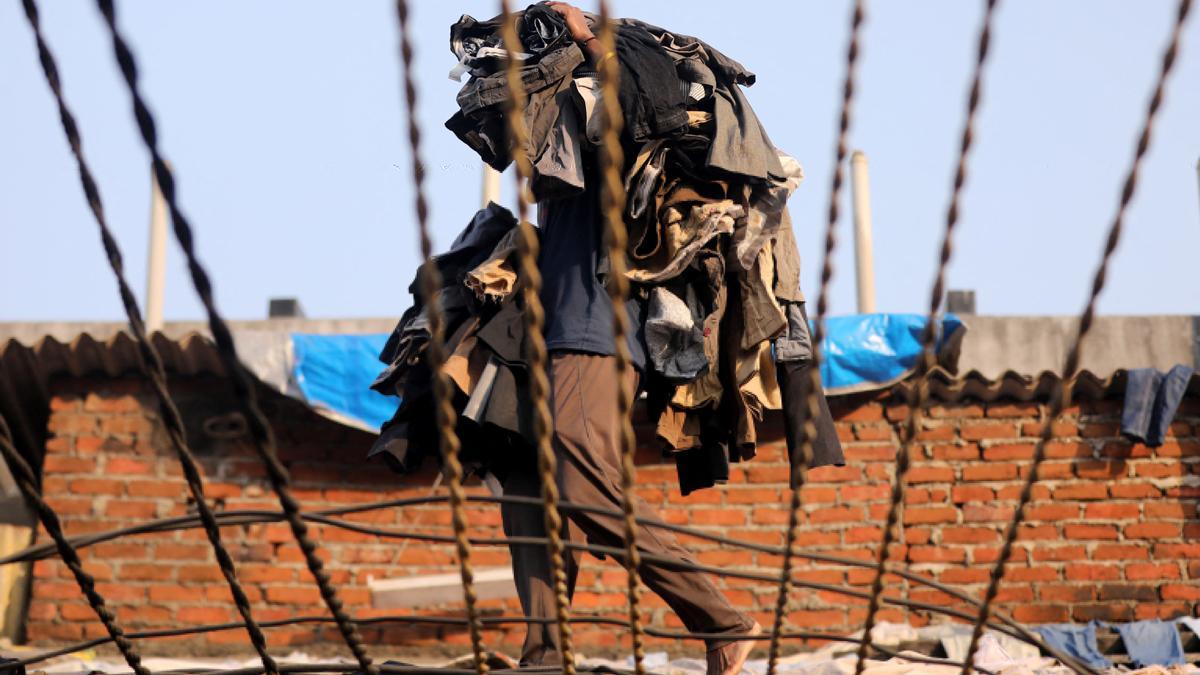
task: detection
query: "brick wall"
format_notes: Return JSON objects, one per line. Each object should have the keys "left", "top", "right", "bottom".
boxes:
{"left": 18, "top": 374, "right": 1200, "bottom": 656}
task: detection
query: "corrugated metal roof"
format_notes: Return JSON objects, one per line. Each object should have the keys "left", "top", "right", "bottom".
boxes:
{"left": 7, "top": 330, "right": 1195, "bottom": 405}
{"left": 1, "top": 331, "right": 228, "bottom": 379}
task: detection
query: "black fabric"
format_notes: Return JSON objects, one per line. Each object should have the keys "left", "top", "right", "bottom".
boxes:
{"left": 674, "top": 429, "right": 731, "bottom": 496}
{"left": 614, "top": 25, "right": 689, "bottom": 143}
{"left": 538, "top": 155, "right": 647, "bottom": 370}
{"left": 373, "top": 204, "right": 517, "bottom": 395}
{"left": 445, "top": 110, "right": 509, "bottom": 172}
{"left": 777, "top": 358, "right": 845, "bottom": 485}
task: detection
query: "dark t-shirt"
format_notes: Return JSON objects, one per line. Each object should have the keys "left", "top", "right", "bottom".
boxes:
{"left": 537, "top": 160, "right": 646, "bottom": 370}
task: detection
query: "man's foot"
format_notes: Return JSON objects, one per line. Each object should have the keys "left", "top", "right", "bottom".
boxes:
{"left": 706, "top": 621, "right": 762, "bottom": 675}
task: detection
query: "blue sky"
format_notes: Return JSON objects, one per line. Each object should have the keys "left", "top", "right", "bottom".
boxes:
{"left": 2, "top": 1, "right": 1197, "bottom": 322}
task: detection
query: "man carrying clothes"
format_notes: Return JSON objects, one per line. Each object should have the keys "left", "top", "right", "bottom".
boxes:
{"left": 498, "top": 4, "right": 761, "bottom": 674}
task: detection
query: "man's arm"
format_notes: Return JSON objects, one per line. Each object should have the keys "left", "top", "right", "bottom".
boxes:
{"left": 546, "top": 2, "right": 608, "bottom": 63}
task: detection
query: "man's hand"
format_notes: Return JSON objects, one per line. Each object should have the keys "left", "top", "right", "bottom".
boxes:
{"left": 546, "top": 2, "right": 594, "bottom": 44}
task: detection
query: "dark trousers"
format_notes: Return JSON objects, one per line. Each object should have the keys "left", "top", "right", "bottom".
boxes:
{"left": 501, "top": 352, "right": 752, "bottom": 666}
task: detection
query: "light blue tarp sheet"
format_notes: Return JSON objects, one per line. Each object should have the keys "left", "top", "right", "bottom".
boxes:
{"left": 820, "top": 313, "right": 964, "bottom": 395}
{"left": 291, "top": 333, "right": 397, "bottom": 432}
{"left": 289, "top": 314, "right": 963, "bottom": 431}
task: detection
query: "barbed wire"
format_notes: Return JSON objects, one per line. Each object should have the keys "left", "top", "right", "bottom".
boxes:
{"left": 17, "top": 1, "right": 281, "bottom": 671}
{"left": 393, "top": 1, "right": 488, "bottom": 673}
{"left": 766, "top": 2, "right": 864, "bottom": 675}
{"left": 959, "top": 0, "right": 1193, "bottom": 672}
{"left": 854, "top": 1, "right": 999, "bottom": 673}
{"left": 495, "top": 2, "right": 575, "bottom": 672}
{"left": 91, "top": 1, "right": 376, "bottom": 672}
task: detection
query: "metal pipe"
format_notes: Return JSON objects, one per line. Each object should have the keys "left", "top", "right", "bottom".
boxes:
{"left": 850, "top": 150, "right": 876, "bottom": 313}
{"left": 481, "top": 164, "right": 501, "bottom": 208}
{"left": 145, "top": 165, "right": 168, "bottom": 333}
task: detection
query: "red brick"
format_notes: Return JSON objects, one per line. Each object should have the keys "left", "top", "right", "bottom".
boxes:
{"left": 961, "top": 423, "right": 1018, "bottom": 440}
{"left": 903, "top": 506, "right": 957, "bottom": 524}
{"left": 1013, "top": 605, "right": 1069, "bottom": 623}
{"left": 1064, "top": 524, "right": 1119, "bottom": 540}
{"left": 266, "top": 586, "right": 323, "bottom": 605}
{"left": 177, "top": 606, "right": 236, "bottom": 624}
{"left": 838, "top": 484, "right": 889, "bottom": 502}
{"left": 118, "top": 563, "right": 175, "bottom": 582}
{"left": 1080, "top": 422, "right": 1119, "bottom": 438}
{"left": 962, "top": 464, "right": 1017, "bottom": 481}
{"left": 906, "top": 466, "right": 954, "bottom": 483}
{"left": 1032, "top": 545, "right": 1086, "bottom": 562}
{"left": 106, "top": 457, "right": 154, "bottom": 475}
{"left": 1124, "top": 522, "right": 1181, "bottom": 539}
{"left": 1052, "top": 484, "right": 1108, "bottom": 501}
{"left": 1084, "top": 503, "right": 1139, "bottom": 519}
{"left": 1027, "top": 503, "right": 1079, "bottom": 521}
{"left": 838, "top": 404, "right": 884, "bottom": 422}
{"left": 42, "top": 456, "right": 97, "bottom": 473}
{"left": 842, "top": 445, "right": 895, "bottom": 462}
{"left": 1145, "top": 502, "right": 1197, "bottom": 519}
{"left": 69, "top": 478, "right": 124, "bottom": 495}
{"left": 908, "top": 546, "right": 965, "bottom": 563}
{"left": 105, "top": 500, "right": 158, "bottom": 519}
{"left": 807, "top": 465, "right": 862, "bottom": 483}
{"left": 1153, "top": 543, "right": 1200, "bottom": 559}
{"left": 1110, "top": 482, "right": 1162, "bottom": 499}
{"left": 951, "top": 485, "right": 993, "bottom": 503}
{"left": 986, "top": 403, "right": 1040, "bottom": 418}
{"left": 1161, "top": 584, "right": 1200, "bottom": 601}
{"left": 1133, "top": 462, "right": 1186, "bottom": 478}
{"left": 1093, "top": 544, "right": 1150, "bottom": 561}
{"left": 1125, "top": 563, "right": 1181, "bottom": 581}
{"left": 1074, "top": 460, "right": 1127, "bottom": 479}
{"left": 928, "top": 404, "right": 984, "bottom": 418}
{"left": 1065, "top": 564, "right": 1120, "bottom": 581}
{"left": 931, "top": 444, "right": 980, "bottom": 461}
{"left": 982, "top": 444, "right": 1035, "bottom": 461}
{"left": 941, "top": 526, "right": 999, "bottom": 544}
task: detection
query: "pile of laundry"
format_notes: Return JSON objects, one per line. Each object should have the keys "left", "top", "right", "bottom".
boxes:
{"left": 369, "top": 4, "right": 845, "bottom": 492}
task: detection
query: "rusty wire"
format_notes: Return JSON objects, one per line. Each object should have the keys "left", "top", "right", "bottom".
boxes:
{"left": 92, "top": 1, "right": 376, "bottom": 672}
{"left": 393, "top": 1, "right": 488, "bottom": 673}
{"left": 0, "top": 490, "right": 1064, "bottom": 667}
{"left": 495, "top": 2, "right": 576, "bottom": 672}
{"left": 766, "top": 3, "right": 865, "bottom": 675}
{"left": 17, "top": 1, "right": 280, "bottom": 672}
{"left": 853, "top": 1, "right": 999, "bottom": 673}
{"left": 960, "top": 0, "right": 1194, "bottom": 673}
{"left": 6, "top": 613, "right": 998, "bottom": 675}
{"left": 0, "top": 416, "right": 150, "bottom": 675}
{"left": 592, "top": 3, "right": 647, "bottom": 675}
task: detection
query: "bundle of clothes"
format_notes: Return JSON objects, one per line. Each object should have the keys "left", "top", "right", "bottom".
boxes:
{"left": 369, "top": 4, "right": 844, "bottom": 495}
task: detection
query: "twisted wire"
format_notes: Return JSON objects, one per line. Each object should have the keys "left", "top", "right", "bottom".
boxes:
{"left": 496, "top": 2, "right": 575, "bottom": 672}
{"left": 592, "top": 4, "right": 646, "bottom": 674}
{"left": 19, "top": 2, "right": 280, "bottom": 671}
{"left": 961, "top": 0, "right": 1193, "bottom": 672}
{"left": 0, "top": 494, "right": 1052, "bottom": 655}
{"left": 0, "top": 416, "right": 149, "bottom": 675}
{"left": 854, "top": 1, "right": 999, "bottom": 672}
{"left": 92, "top": 1, "right": 375, "bottom": 672}
{"left": 766, "top": 3, "right": 864, "bottom": 675}
{"left": 8, "top": 614, "right": 997, "bottom": 675}
{"left": 393, "top": 1, "right": 487, "bottom": 673}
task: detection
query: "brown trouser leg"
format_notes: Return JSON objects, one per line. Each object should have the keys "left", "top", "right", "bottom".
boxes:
{"left": 502, "top": 352, "right": 753, "bottom": 666}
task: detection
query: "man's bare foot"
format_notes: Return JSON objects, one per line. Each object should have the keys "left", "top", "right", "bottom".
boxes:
{"left": 705, "top": 621, "right": 762, "bottom": 675}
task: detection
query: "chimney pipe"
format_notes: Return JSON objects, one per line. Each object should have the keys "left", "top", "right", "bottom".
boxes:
{"left": 145, "top": 165, "right": 168, "bottom": 333}
{"left": 850, "top": 150, "right": 877, "bottom": 314}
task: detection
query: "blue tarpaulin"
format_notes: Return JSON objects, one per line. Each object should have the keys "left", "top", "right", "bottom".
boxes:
{"left": 820, "top": 313, "right": 964, "bottom": 394}
{"left": 292, "top": 333, "right": 397, "bottom": 431}
{"left": 288, "top": 314, "right": 963, "bottom": 431}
